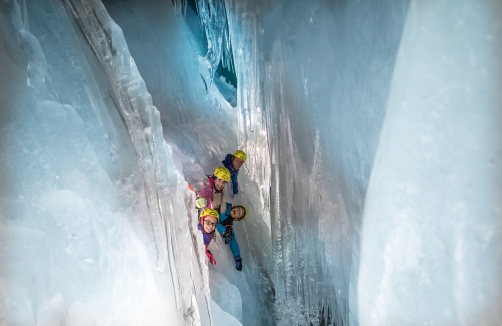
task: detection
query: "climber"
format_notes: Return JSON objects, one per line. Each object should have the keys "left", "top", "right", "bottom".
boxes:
{"left": 198, "top": 208, "right": 220, "bottom": 266}
{"left": 195, "top": 166, "right": 231, "bottom": 215}
{"left": 216, "top": 202, "right": 248, "bottom": 271}
{"left": 222, "top": 150, "right": 246, "bottom": 195}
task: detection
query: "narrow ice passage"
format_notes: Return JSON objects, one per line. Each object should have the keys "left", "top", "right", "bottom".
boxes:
{"left": 0, "top": 0, "right": 501, "bottom": 325}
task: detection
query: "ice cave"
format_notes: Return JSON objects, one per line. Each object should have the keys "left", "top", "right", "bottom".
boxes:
{"left": 0, "top": 0, "right": 501, "bottom": 325}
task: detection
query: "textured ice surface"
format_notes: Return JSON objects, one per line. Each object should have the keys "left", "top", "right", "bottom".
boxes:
{"left": 0, "top": 0, "right": 198, "bottom": 324}
{"left": 210, "top": 299, "right": 242, "bottom": 326}
{"left": 358, "top": 0, "right": 502, "bottom": 325}
{"left": 209, "top": 270, "right": 243, "bottom": 322}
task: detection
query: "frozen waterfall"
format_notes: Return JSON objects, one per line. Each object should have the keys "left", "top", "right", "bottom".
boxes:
{"left": 0, "top": 0, "right": 501, "bottom": 325}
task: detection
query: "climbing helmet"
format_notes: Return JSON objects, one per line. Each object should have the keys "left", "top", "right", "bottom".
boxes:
{"left": 213, "top": 166, "right": 231, "bottom": 182}
{"left": 233, "top": 150, "right": 247, "bottom": 162}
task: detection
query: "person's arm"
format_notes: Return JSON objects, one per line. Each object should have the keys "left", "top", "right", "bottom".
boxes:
{"left": 206, "top": 248, "right": 216, "bottom": 266}
{"left": 232, "top": 173, "right": 239, "bottom": 195}
{"left": 215, "top": 222, "right": 226, "bottom": 235}
{"left": 229, "top": 230, "right": 242, "bottom": 271}
{"left": 228, "top": 231, "right": 240, "bottom": 258}
{"left": 196, "top": 183, "right": 212, "bottom": 209}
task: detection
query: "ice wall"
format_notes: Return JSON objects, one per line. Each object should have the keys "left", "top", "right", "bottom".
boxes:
{"left": 358, "top": 0, "right": 502, "bottom": 325}
{"left": 257, "top": 1, "right": 409, "bottom": 324}
{"left": 0, "top": 0, "right": 230, "bottom": 324}
{"left": 225, "top": 0, "right": 501, "bottom": 324}
{"left": 0, "top": 0, "right": 180, "bottom": 322}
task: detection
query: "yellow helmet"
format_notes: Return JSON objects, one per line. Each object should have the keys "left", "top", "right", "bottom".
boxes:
{"left": 233, "top": 150, "right": 247, "bottom": 162}
{"left": 200, "top": 208, "right": 220, "bottom": 221}
{"left": 213, "top": 166, "right": 231, "bottom": 182}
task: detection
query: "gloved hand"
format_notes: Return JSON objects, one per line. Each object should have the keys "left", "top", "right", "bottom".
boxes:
{"left": 206, "top": 250, "right": 216, "bottom": 266}
{"left": 195, "top": 197, "right": 207, "bottom": 209}
{"left": 223, "top": 233, "right": 233, "bottom": 245}
{"left": 235, "top": 257, "right": 242, "bottom": 271}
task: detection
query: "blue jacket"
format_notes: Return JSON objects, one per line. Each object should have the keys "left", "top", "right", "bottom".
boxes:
{"left": 222, "top": 154, "right": 239, "bottom": 194}
{"left": 216, "top": 203, "right": 241, "bottom": 259}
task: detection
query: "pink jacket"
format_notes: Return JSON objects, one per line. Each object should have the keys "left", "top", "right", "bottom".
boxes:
{"left": 198, "top": 176, "right": 220, "bottom": 210}
{"left": 197, "top": 176, "right": 225, "bottom": 213}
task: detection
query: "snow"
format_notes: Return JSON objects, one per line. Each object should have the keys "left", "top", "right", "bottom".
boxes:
{"left": 1, "top": 0, "right": 501, "bottom": 325}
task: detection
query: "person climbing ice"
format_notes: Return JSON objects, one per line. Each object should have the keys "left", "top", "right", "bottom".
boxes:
{"left": 222, "top": 150, "right": 246, "bottom": 195}
{"left": 195, "top": 166, "right": 231, "bottom": 214}
{"left": 198, "top": 208, "right": 220, "bottom": 266}
{"left": 216, "top": 202, "right": 248, "bottom": 271}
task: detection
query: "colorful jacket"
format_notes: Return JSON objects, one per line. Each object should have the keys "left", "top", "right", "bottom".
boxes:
{"left": 197, "top": 175, "right": 223, "bottom": 211}
{"left": 222, "top": 154, "right": 239, "bottom": 195}
{"left": 197, "top": 223, "right": 214, "bottom": 247}
{"left": 215, "top": 203, "right": 241, "bottom": 259}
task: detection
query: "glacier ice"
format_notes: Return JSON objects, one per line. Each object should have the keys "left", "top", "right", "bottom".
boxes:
{"left": 358, "top": 0, "right": 502, "bottom": 324}
{"left": 1, "top": 0, "right": 501, "bottom": 325}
